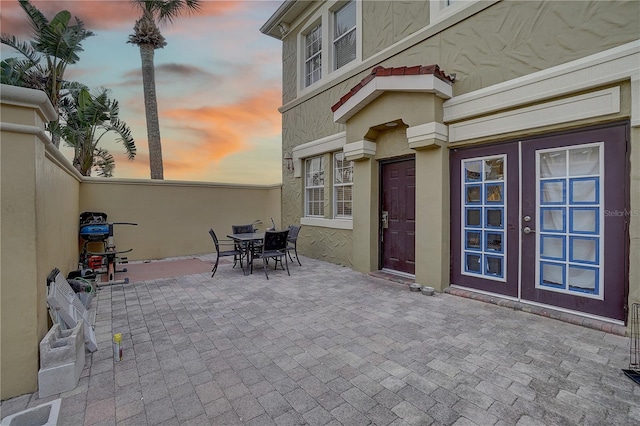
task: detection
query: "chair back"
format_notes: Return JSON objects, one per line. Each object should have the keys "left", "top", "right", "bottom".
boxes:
{"left": 232, "top": 224, "right": 254, "bottom": 234}
{"left": 208, "top": 229, "right": 220, "bottom": 251}
{"left": 262, "top": 230, "right": 289, "bottom": 252}
{"left": 287, "top": 225, "right": 301, "bottom": 242}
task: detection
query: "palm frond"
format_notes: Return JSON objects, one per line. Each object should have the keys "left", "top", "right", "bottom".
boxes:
{"left": 19, "top": 0, "right": 50, "bottom": 35}
{"left": 0, "top": 34, "right": 40, "bottom": 63}
{"left": 92, "top": 148, "right": 115, "bottom": 177}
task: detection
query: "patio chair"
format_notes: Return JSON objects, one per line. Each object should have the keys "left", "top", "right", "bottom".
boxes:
{"left": 232, "top": 224, "right": 257, "bottom": 267}
{"left": 287, "top": 225, "right": 302, "bottom": 266}
{"left": 251, "top": 229, "right": 290, "bottom": 279}
{"left": 209, "top": 229, "right": 244, "bottom": 277}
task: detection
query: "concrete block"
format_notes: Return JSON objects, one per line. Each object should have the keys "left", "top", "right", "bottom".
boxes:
{"left": 0, "top": 398, "right": 61, "bottom": 426}
{"left": 37, "top": 323, "right": 85, "bottom": 398}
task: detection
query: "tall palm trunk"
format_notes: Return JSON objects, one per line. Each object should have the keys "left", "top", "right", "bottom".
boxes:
{"left": 139, "top": 44, "right": 164, "bottom": 179}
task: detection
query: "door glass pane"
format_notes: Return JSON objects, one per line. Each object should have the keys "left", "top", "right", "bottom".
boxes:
{"left": 570, "top": 237, "right": 597, "bottom": 263}
{"left": 540, "top": 180, "right": 565, "bottom": 204}
{"left": 466, "top": 253, "right": 481, "bottom": 273}
{"left": 465, "top": 161, "right": 482, "bottom": 182}
{"left": 486, "top": 256, "right": 503, "bottom": 277}
{"left": 485, "top": 232, "right": 503, "bottom": 252}
{"left": 485, "top": 158, "right": 504, "bottom": 180}
{"left": 485, "top": 208, "right": 503, "bottom": 227}
{"left": 536, "top": 143, "right": 602, "bottom": 298}
{"left": 466, "top": 209, "right": 481, "bottom": 227}
{"left": 466, "top": 231, "right": 481, "bottom": 250}
{"left": 570, "top": 208, "right": 598, "bottom": 234}
{"left": 541, "top": 235, "right": 565, "bottom": 260}
{"left": 485, "top": 184, "right": 503, "bottom": 203}
{"left": 570, "top": 178, "right": 598, "bottom": 204}
{"left": 569, "top": 146, "right": 599, "bottom": 176}
{"left": 541, "top": 262, "right": 565, "bottom": 288}
{"left": 541, "top": 208, "right": 565, "bottom": 232}
{"left": 540, "top": 151, "right": 566, "bottom": 178}
{"left": 466, "top": 185, "right": 481, "bottom": 203}
{"left": 568, "top": 266, "right": 597, "bottom": 292}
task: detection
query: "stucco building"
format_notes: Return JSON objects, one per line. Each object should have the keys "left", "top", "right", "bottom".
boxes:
{"left": 261, "top": 1, "right": 640, "bottom": 325}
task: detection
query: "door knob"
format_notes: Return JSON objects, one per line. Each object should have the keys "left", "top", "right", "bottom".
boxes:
{"left": 523, "top": 226, "right": 535, "bottom": 234}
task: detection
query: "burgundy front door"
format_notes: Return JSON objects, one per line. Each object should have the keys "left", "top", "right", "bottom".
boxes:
{"left": 381, "top": 158, "right": 415, "bottom": 275}
{"left": 451, "top": 123, "right": 629, "bottom": 321}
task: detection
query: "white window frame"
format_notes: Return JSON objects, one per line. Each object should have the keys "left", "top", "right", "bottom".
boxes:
{"left": 303, "top": 22, "right": 323, "bottom": 87}
{"left": 332, "top": 0, "right": 357, "bottom": 71}
{"left": 297, "top": 0, "right": 362, "bottom": 94}
{"left": 333, "top": 151, "right": 354, "bottom": 219}
{"left": 305, "top": 156, "right": 325, "bottom": 217}
{"left": 460, "top": 154, "right": 507, "bottom": 283}
{"left": 534, "top": 142, "right": 605, "bottom": 300}
{"left": 429, "top": 0, "right": 477, "bottom": 24}
{"left": 294, "top": 132, "right": 354, "bottom": 230}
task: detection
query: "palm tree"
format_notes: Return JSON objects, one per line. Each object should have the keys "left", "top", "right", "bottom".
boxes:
{"left": 52, "top": 86, "right": 136, "bottom": 176}
{"left": 0, "top": 0, "right": 94, "bottom": 148}
{"left": 127, "top": 0, "right": 201, "bottom": 180}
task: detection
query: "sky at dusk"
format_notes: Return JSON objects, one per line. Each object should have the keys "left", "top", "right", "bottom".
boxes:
{"left": 1, "top": 0, "right": 284, "bottom": 184}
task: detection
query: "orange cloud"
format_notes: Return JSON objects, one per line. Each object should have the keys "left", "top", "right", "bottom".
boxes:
{"left": 165, "top": 87, "right": 280, "bottom": 177}
{"left": 107, "top": 86, "right": 282, "bottom": 181}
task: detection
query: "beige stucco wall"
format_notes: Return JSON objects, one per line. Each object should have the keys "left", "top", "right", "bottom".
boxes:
{"left": 361, "top": 0, "right": 430, "bottom": 61}
{"left": 79, "top": 180, "right": 281, "bottom": 261}
{"left": 1, "top": 86, "right": 80, "bottom": 400}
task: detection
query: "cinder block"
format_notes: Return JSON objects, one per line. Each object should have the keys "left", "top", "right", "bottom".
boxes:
{"left": 37, "top": 323, "right": 85, "bottom": 398}
{"left": 0, "top": 398, "right": 61, "bottom": 425}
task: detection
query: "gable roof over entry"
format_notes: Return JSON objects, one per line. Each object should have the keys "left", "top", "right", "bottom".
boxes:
{"left": 331, "top": 65, "right": 455, "bottom": 124}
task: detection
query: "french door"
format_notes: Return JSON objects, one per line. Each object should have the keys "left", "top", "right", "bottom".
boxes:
{"left": 451, "top": 123, "right": 629, "bottom": 321}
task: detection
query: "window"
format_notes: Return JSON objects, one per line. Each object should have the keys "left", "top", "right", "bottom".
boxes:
{"left": 334, "top": 152, "right": 353, "bottom": 218}
{"left": 304, "top": 24, "right": 322, "bottom": 87}
{"left": 333, "top": 0, "right": 356, "bottom": 70}
{"left": 298, "top": 1, "right": 361, "bottom": 92}
{"left": 305, "top": 156, "right": 325, "bottom": 216}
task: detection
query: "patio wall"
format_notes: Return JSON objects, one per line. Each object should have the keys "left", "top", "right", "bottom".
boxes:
{"left": 0, "top": 84, "right": 282, "bottom": 400}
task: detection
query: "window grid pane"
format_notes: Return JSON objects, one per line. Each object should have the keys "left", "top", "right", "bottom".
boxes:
{"left": 305, "top": 24, "right": 322, "bottom": 86}
{"left": 333, "top": 0, "right": 356, "bottom": 70}
{"left": 306, "top": 157, "right": 324, "bottom": 217}
{"left": 334, "top": 152, "right": 353, "bottom": 218}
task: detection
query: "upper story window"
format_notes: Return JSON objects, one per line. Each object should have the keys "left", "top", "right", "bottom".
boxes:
{"left": 333, "top": 0, "right": 356, "bottom": 70}
{"left": 298, "top": 1, "right": 361, "bottom": 91}
{"left": 305, "top": 156, "right": 325, "bottom": 217}
{"left": 304, "top": 24, "right": 322, "bottom": 87}
{"left": 334, "top": 152, "right": 353, "bottom": 218}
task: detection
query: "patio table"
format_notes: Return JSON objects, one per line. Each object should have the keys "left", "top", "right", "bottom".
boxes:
{"left": 227, "top": 232, "right": 264, "bottom": 275}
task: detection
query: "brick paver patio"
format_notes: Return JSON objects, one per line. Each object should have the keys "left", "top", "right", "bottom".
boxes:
{"left": 2, "top": 256, "right": 639, "bottom": 425}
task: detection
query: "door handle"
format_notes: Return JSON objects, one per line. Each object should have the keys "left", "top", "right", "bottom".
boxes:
{"left": 381, "top": 211, "right": 389, "bottom": 229}
{"left": 523, "top": 226, "right": 535, "bottom": 234}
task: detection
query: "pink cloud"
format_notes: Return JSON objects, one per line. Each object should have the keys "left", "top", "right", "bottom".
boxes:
{"left": 0, "top": 0, "right": 246, "bottom": 36}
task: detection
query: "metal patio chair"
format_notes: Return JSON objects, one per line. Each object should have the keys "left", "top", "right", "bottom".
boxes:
{"left": 286, "top": 225, "right": 302, "bottom": 266}
{"left": 251, "top": 229, "right": 290, "bottom": 279}
{"left": 232, "top": 224, "right": 257, "bottom": 268}
{"left": 209, "top": 229, "right": 243, "bottom": 277}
